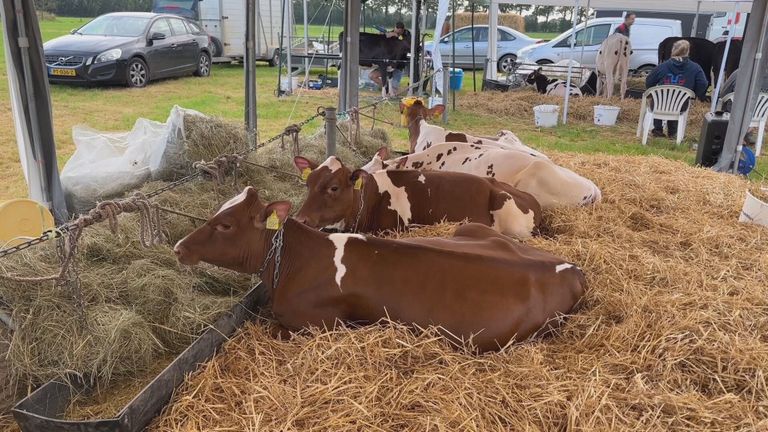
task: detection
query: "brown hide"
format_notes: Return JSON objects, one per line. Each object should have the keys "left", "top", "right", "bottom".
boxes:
{"left": 404, "top": 100, "right": 445, "bottom": 152}
{"left": 294, "top": 156, "right": 542, "bottom": 238}
{"left": 174, "top": 188, "right": 587, "bottom": 352}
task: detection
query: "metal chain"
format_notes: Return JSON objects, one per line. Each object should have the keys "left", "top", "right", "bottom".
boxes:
{"left": 257, "top": 227, "right": 285, "bottom": 288}
{"left": 352, "top": 186, "right": 366, "bottom": 233}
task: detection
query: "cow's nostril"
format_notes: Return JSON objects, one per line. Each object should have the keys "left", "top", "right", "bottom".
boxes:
{"left": 174, "top": 245, "right": 186, "bottom": 258}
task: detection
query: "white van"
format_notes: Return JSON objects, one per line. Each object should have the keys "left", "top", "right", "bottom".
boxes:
{"left": 516, "top": 18, "right": 683, "bottom": 73}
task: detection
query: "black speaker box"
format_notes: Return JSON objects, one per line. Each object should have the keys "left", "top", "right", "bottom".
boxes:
{"left": 696, "top": 112, "right": 729, "bottom": 167}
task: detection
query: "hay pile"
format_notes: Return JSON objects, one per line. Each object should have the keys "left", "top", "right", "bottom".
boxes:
{"left": 152, "top": 152, "right": 768, "bottom": 431}
{"left": 0, "top": 115, "right": 389, "bottom": 421}
{"left": 460, "top": 88, "right": 710, "bottom": 140}
{"left": 453, "top": 13, "right": 524, "bottom": 32}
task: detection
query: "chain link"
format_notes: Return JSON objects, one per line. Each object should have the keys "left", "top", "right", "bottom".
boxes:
{"left": 256, "top": 227, "right": 285, "bottom": 288}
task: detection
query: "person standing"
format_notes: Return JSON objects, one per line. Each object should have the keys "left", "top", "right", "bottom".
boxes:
{"left": 645, "top": 40, "right": 709, "bottom": 138}
{"left": 614, "top": 12, "right": 636, "bottom": 37}
{"left": 369, "top": 22, "right": 411, "bottom": 93}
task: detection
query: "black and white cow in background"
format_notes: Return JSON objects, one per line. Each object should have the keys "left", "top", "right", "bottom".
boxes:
{"left": 525, "top": 67, "right": 598, "bottom": 97}
{"left": 339, "top": 31, "right": 410, "bottom": 97}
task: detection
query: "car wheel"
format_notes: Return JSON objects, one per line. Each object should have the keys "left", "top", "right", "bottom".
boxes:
{"left": 268, "top": 49, "right": 280, "bottom": 67}
{"left": 194, "top": 52, "right": 211, "bottom": 77}
{"left": 536, "top": 59, "right": 554, "bottom": 65}
{"left": 635, "top": 65, "right": 655, "bottom": 77}
{"left": 126, "top": 58, "right": 149, "bottom": 88}
{"left": 498, "top": 54, "right": 517, "bottom": 73}
{"left": 211, "top": 37, "right": 224, "bottom": 57}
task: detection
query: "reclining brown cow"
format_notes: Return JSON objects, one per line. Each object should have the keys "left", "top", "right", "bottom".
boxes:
{"left": 174, "top": 187, "right": 587, "bottom": 353}
{"left": 293, "top": 155, "right": 541, "bottom": 239}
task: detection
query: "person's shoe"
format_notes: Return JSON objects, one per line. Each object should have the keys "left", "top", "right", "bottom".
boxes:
{"left": 651, "top": 129, "right": 665, "bottom": 138}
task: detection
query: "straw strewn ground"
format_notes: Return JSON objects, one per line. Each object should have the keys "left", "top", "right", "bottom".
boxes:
{"left": 151, "top": 152, "right": 768, "bottom": 431}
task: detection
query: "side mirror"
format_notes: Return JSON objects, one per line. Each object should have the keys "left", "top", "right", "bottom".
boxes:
{"left": 149, "top": 32, "right": 166, "bottom": 41}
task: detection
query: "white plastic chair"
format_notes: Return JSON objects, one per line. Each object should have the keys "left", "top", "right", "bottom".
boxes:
{"left": 718, "top": 92, "right": 768, "bottom": 156}
{"left": 636, "top": 85, "right": 696, "bottom": 145}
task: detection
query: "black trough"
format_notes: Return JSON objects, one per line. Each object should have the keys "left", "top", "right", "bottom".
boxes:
{"left": 12, "top": 283, "right": 265, "bottom": 432}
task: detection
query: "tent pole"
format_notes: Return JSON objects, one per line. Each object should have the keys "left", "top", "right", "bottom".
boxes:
{"left": 451, "top": 0, "right": 456, "bottom": 111}
{"left": 579, "top": 0, "right": 590, "bottom": 64}
{"left": 286, "top": 0, "right": 294, "bottom": 92}
{"left": 471, "top": 2, "right": 476, "bottom": 92}
{"left": 303, "top": 0, "right": 309, "bottom": 74}
{"left": 409, "top": 0, "right": 418, "bottom": 96}
{"left": 245, "top": 0, "right": 258, "bottom": 149}
{"left": 487, "top": 0, "right": 498, "bottom": 80}
{"left": 563, "top": 0, "right": 580, "bottom": 125}
{"left": 691, "top": 1, "right": 701, "bottom": 37}
{"left": 710, "top": 2, "right": 739, "bottom": 113}
{"left": 714, "top": 0, "right": 768, "bottom": 174}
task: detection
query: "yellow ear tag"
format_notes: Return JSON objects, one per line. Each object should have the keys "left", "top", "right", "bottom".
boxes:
{"left": 301, "top": 168, "right": 311, "bottom": 182}
{"left": 354, "top": 177, "right": 363, "bottom": 190}
{"left": 266, "top": 211, "right": 281, "bottom": 230}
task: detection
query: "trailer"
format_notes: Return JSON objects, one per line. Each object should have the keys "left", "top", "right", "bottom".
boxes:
{"left": 152, "top": 0, "right": 289, "bottom": 64}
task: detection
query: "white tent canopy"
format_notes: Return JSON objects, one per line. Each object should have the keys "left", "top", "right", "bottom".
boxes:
{"left": 490, "top": 0, "right": 752, "bottom": 13}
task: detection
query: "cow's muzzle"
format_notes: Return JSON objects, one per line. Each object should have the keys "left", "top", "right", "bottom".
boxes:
{"left": 173, "top": 243, "right": 200, "bottom": 266}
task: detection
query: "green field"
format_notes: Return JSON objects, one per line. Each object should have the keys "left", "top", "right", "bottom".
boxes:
{"left": 0, "top": 17, "right": 760, "bottom": 200}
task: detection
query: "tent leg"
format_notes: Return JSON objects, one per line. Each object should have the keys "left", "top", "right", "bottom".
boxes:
{"left": 563, "top": 0, "right": 581, "bottom": 125}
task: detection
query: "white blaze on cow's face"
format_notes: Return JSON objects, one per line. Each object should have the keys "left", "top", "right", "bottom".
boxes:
{"left": 328, "top": 233, "right": 366, "bottom": 290}
{"left": 318, "top": 156, "right": 343, "bottom": 173}
{"left": 372, "top": 170, "right": 412, "bottom": 225}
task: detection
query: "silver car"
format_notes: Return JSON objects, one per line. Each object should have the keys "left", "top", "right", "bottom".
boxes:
{"left": 424, "top": 25, "right": 541, "bottom": 72}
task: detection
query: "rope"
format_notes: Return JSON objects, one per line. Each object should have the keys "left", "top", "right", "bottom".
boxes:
{"left": 281, "top": 124, "right": 302, "bottom": 157}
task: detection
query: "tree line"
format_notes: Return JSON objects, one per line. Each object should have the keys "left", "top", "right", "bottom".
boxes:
{"left": 34, "top": 0, "right": 583, "bottom": 34}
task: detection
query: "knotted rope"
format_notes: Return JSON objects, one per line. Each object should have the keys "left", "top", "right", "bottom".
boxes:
{"left": 281, "top": 124, "right": 302, "bottom": 157}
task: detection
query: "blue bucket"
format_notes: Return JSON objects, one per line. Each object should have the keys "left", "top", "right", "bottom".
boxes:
{"left": 449, "top": 68, "right": 464, "bottom": 91}
{"left": 738, "top": 147, "right": 756, "bottom": 176}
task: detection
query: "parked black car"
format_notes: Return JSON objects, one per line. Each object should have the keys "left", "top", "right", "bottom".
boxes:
{"left": 43, "top": 12, "right": 213, "bottom": 88}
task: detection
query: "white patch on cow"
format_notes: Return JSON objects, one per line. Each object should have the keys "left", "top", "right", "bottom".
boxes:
{"left": 328, "top": 233, "right": 366, "bottom": 289}
{"left": 556, "top": 263, "right": 574, "bottom": 273}
{"left": 418, "top": 174, "right": 426, "bottom": 184}
{"left": 372, "top": 171, "right": 412, "bottom": 225}
{"left": 216, "top": 189, "right": 248, "bottom": 215}
{"left": 324, "top": 219, "right": 346, "bottom": 231}
{"left": 490, "top": 193, "right": 536, "bottom": 239}
{"left": 415, "top": 121, "right": 450, "bottom": 153}
{"left": 361, "top": 155, "right": 385, "bottom": 173}
{"left": 318, "top": 156, "right": 342, "bottom": 173}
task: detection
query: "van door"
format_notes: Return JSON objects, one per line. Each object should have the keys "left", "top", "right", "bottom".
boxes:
{"left": 552, "top": 23, "right": 612, "bottom": 67}
{"left": 628, "top": 24, "right": 676, "bottom": 70}
{"left": 221, "top": 0, "right": 246, "bottom": 57}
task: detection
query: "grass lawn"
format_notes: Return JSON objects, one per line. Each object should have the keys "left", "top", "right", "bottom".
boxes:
{"left": 0, "top": 18, "right": 761, "bottom": 201}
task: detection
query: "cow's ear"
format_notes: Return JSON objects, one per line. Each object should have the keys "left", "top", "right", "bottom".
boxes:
{"left": 349, "top": 169, "right": 369, "bottom": 189}
{"left": 399, "top": 101, "right": 407, "bottom": 113}
{"left": 376, "top": 146, "right": 390, "bottom": 160}
{"left": 257, "top": 201, "right": 292, "bottom": 229}
{"left": 294, "top": 156, "right": 318, "bottom": 172}
{"left": 428, "top": 104, "right": 445, "bottom": 118}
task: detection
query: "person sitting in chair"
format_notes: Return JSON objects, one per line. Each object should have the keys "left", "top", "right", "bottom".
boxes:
{"left": 369, "top": 22, "right": 411, "bottom": 94}
{"left": 645, "top": 40, "right": 708, "bottom": 138}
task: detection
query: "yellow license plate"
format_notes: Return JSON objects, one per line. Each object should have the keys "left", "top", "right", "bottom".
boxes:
{"left": 50, "top": 68, "right": 76, "bottom": 76}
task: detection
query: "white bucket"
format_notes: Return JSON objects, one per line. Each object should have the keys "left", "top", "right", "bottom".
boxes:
{"left": 594, "top": 105, "right": 621, "bottom": 126}
{"left": 429, "top": 96, "right": 443, "bottom": 108}
{"left": 739, "top": 189, "right": 768, "bottom": 227}
{"left": 533, "top": 105, "right": 559, "bottom": 128}
{"left": 280, "top": 76, "right": 300, "bottom": 93}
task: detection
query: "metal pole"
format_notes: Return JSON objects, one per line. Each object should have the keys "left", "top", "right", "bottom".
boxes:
{"left": 579, "top": 0, "right": 590, "bottom": 64}
{"left": 408, "top": 0, "right": 418, "bottom": 96}
{"left": 245, "top": 0, "right": 258, "bottom": 149}
{"left": 487, "top": 0, "right": 498, "bottom": 80}
{"left": 691, "top": 0, "right": 701, "bottom": 37}
{"left": 714, "top": 0, "right": 768, "bottom": 173}
{"left": 563, "top": 0, "right": 580, "bottom": 125}
{"left": 471, "top": 2, "right": 476, "bottom": 92}
{"left": 339, "top": 0, "right": 360, "bottom": 111}
{"left": 442, "top": 66, "right": 449, "bottom": 124}
{"left": 286, "top": 0, "right": 294, "bottom": 92}
{"left": 303, "top": 0, "right": 309, "bottom": 73}
{"left": 710, "top": 3, "right": 739, "bottom": 113}
{"left": 277, "top": 0, "right": 288, "bottom": 96}
{"left": 419, "top": 1, "right": 428, "bottom": 96}
{"left": 325, "top": 107, "right": 337, "bottom": 158}
{"left": 451, "top": 0, "right": 456, "bottom": 111}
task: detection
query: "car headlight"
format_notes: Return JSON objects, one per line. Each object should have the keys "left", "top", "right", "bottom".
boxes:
{"left": 94, "top": 48, "right": 122, "bottom": 64}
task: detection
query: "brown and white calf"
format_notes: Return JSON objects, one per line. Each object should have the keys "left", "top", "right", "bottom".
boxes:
{"left": 404, "top": 100, "right": 549, "bottom": 159}
{"left": 293, "top": 156, "right": 541, "bottom": 239}
{"left": 174, "top": 187, "right": 587, "bottom": 353}
{"left": 363, "top": 144, "right": 601, "bottom": 209}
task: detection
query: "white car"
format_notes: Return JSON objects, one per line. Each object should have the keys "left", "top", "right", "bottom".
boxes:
{"left": 425, "top": 25, "right": 542, "bottom": 72}
{"left": 516, "top": 18, "right": 683, "bottom": 74}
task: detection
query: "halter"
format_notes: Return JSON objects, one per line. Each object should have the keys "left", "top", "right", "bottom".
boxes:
{"left": 256, "top": 226, "right": 285, "bottom": 289}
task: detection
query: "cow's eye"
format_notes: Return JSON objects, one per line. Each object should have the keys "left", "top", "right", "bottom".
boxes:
{"left": 216, "top": 224, "right": 232, "bottom": 232}
{"left": 329, "top": 186, "right": 339, "bottom": 193}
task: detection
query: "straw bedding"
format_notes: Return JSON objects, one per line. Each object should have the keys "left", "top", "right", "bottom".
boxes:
{"left": 460, "top": 88, "right": 711, "bottom": 140}
{"left": 151, "top": 152, "right": 768, "bottom": 431}
{"left": 0, "top": 115, "right": 389, "bottom": 421}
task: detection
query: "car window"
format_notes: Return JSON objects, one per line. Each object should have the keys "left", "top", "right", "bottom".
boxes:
{"left": 185, "top": 20, "right": 203, "bottom": 34}
{"left": 78, "top": 15, "right": 151, "bottom": 37}
{"left": 499, "top": 30, "right": 516, "bottom": 42}
{"left": 449, "top": 29, "right": 473, "bottom": 43}
{"left": 473, "top": 28, "right": 488, "bottom": 42}
{"left": 574, "top": 24, "right": 611, "bottom": 46}
{"left": 169, "top": 18, "right": 189, "bottom": 36}
{"left": 149, "top": 19, "right": 172, "bottom": 38}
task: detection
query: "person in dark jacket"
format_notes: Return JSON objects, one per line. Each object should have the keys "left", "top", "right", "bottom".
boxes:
{"left": 614, "top": 12, "right": 635, "bottom": 37}
{"left": 645, "top": 39, "right": 709, "bottom": 138}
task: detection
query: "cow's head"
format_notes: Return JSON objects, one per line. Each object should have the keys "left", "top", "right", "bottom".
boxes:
{"left": 293, "top": 156, "right": 369, "bottom": 229}
{"left": 174, "top": 187, "right": 291, "bottom": 274}
{"left": 402, "top": 100, "right": 445, "bottom": 150}
{"left": 525, "top": 67, "right": 543, "bottom": 85}
{"left": 360, "top": 147, "right": 391, "bottom": 173}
